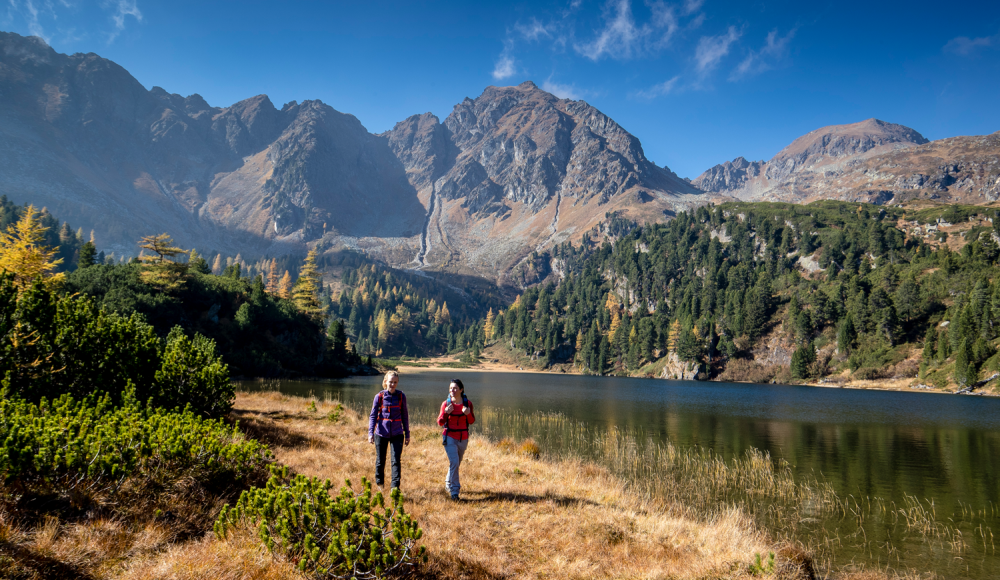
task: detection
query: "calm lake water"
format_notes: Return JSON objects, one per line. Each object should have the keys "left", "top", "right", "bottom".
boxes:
{"left": 242, "top": 371, "right": 1000, "bottom": 578}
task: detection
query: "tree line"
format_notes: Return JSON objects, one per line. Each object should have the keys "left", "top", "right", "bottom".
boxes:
{"left": 464, "top": 201, "right": 1000, "bottom": 388}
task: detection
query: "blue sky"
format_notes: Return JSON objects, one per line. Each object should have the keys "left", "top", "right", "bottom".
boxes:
{"left": 3, "top": 0, "right": 998, "bottom": 179}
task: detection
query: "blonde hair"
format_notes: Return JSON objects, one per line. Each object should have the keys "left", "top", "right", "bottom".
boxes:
{"left": 382, "top": 370, "right": 400, "bottom": 389}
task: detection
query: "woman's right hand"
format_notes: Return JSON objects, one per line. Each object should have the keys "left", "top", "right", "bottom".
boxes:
{"left": 445, "top": 402, "right": 454, "bottom": 414}
{"left": 368, "top": 434, "right": 374, "bottom": 444}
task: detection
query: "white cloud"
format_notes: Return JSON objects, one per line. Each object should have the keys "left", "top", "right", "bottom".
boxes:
{"left": 6, "top": 0, "right": 142, "bottom": 45}
{"left": 22, "top": 0, "right": 46, "bottom": 40}
{"left": 573, "top": 0, "right": 694, "bottom": 61}
{"left": 633, "top": 75, "right": 681, "bottom": 99}
{"left": 575, "top": 0, "right": 647, "bottom": 60}
{"left": 493, "top": 53, "right": 516, "bottom": 80}
{"left": 729, "top": 28, "right": 794, "bottom": 81}
{"left": 944, "top": 31, "right": 999, "bottom": 56}
{"left": 695, "top": 25, "right": 740, "bottom": 73}
{"left": 683, "top": 0, "right": 704, "bottom": 15}
{"left": 106, "top": 0, "right": 142, "bottom": 42}
{"left": 516, "top": 18, "right": 553, "bottom": 41}
{"left": 542, "top": 79, "right": 581, "bottom": 99}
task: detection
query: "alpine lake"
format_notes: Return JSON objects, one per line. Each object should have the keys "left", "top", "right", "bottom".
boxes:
{"left": 239, "top": 371, "right": 1000, "bottom": 579}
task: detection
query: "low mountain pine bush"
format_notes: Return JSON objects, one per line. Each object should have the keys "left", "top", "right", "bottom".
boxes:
{"left": 215, "top": 466, "right": 426, "bottom": 579}
{"left": 0, "top": 391, "right": 270, "bottom": 496}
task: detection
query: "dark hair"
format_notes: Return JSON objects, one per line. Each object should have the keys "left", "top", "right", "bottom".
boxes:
{"left": 450, "top": 378, "right": 464, "bottom": 392}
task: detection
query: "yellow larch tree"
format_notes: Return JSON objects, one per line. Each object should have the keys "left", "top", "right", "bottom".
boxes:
{"left": 266, "top": 258, "right": 279, "bottom": 293}
{"left": 278, "top": 271, "right": 293, "bottom": 299}
{"left": 0, "top": 205, "right": 65, "bottom": 290}
{"left": 137, "top": 233, "right": 189, "bottom": 290}
{"left": 483, "top": 308, "right": 495, "bottom": 343}
{"left": 291, "top": 248, "right": 323, "bottom": 319}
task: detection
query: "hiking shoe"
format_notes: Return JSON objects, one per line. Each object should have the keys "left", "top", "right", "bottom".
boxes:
{"left": 451, "top": 494, "right": 459, "bottom": 501}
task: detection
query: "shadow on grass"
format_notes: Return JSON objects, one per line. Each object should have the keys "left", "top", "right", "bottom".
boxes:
{"left": 459, "top": 490, "right": 599, "bottom": 508}
{"left": 0, "top": 543, "right": 95, "bottom": 580}
{"left": 230, "top": 412, "right": 312, "bottom": 449}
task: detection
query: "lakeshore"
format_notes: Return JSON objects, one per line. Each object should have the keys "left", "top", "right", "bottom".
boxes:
{"left": 388, "top": 355, "right": 1000, "bottom": 396}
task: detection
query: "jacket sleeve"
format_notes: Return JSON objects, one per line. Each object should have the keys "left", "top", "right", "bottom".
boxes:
{"left": 401, "top": 393, "right": 410, "bottom": 438}
{"left": 466, "top": 400, "right": 475, "bottom": 425}
{"left": 437, "top": 401, "right": 448, "bottom": 427}
{"left": 368, "top": 392, "right": 381, "bottom": 437}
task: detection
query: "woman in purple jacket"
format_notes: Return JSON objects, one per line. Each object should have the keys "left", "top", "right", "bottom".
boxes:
{"left": 368, "top": 370, "right": 410, "bottom": 489}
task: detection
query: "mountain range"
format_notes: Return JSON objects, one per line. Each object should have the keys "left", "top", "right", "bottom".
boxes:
{"left": 2, "top": 30, "right": 999, "bottom": 283}
{"left": 693, "top": 118, "right": 1000, "bottom": 205}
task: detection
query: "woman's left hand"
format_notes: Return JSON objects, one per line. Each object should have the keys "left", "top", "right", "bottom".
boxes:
{"left": 462, "top": 405, "right": 470, "bottom": 415}
{"left": 404, "top": 436, "right": 410, "bottom": 446}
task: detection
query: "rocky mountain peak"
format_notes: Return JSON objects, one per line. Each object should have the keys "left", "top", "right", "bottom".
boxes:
{"left": 691, "top": 156, "right": 765, "bottom": 193}
{"left": 767, "top": 118, "right": 928, "bottom": 181}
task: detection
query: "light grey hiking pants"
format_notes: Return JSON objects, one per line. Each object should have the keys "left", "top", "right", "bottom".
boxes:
{"left": 444, "top": 436, "right": 469, "bottom": 496}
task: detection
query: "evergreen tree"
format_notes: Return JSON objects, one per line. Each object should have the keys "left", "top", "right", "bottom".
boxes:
{"left": 77, "top": 240, "right": 97, "bottom": 269}
{"left": 954, "top": 338, "right": 973, "bottom": 387}
{"left": 791, "top": 342, "right": 816, "bottom": 379}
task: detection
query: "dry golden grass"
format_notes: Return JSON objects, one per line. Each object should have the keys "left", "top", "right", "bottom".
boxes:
{"left": 117, "top": 527, "right": 302, "bottom": 580}
{"left": 228, "top": 391, "right": 800, "bottom": 580}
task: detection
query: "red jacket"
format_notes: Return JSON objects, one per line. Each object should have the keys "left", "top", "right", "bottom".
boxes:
{"left": 437, "top": 397, "right": 475, "bottom": 441}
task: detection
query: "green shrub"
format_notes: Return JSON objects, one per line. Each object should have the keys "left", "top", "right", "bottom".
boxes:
{"left": 0, "top": 275, "right": 232, "bottom": 416}
{"left": 0, "top": 392, "right": 270, "bottom": 493}
{"left": 156, "top": 327, "right": 233, "bottom": 417}
{"left": 216, "top": 467, "right": 426, "bottom": 578}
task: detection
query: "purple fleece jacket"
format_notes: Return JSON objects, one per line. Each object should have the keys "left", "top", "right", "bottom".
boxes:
{"left": 368, "top": 390, "right": 410, "bottom": 438}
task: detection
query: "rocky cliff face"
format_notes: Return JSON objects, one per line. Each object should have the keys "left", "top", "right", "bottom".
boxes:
{"left": 692, "top": 119, "right": 1000, "bottom": 206}
{"left": 0, "top": 31, "right": 424, "bottom": 256}
{"left": 382, "top": 81, "right": 703, "bottom": 281}
{"left": 691, "top": 156, "right": 764, "bottom": 192}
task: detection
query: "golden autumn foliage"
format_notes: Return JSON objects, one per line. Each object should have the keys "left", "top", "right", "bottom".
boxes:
{"left": 137, "top": 233, "right": 189, "bottom": 291}
{"left": 0, "top": 205, "right": 65, "bottom": 290}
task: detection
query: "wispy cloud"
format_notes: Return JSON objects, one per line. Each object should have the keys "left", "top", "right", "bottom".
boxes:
{"left": 944, "top": 31, "right": 999, "bottom": 56}
{"left": 106, "top": 0, "right": 142, "bottom": 42}
{"left": 695, "top": 25, "right": 741, "bottom": 74}
{"left": 493, "top": 53, "right": 516, "bottom": 80}
{"left": 515, "top": 18, "right": 554, "bottom": 41}
{"left": 542, "top": 78, "right": 582, "bottom": 99}
{"left": 729, "top": 28, "right": 794, "bottom": 80}
{"left": 6, "top": 0, "right": 142, "bottom": 45}
{"left": 574, "top": 0, "right": 689, "bottom": 60}
{"left": 633, "top": 75, "right": 681, "bottom": 99}
{"left": 575, "top": 0, "right": 645, "bottom": 60}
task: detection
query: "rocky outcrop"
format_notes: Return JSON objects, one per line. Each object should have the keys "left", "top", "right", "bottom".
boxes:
{"left": 692, "top": 156, "right": 764, "bottom": 192}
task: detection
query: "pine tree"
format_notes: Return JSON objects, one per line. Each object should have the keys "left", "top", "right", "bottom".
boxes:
{"left": 0, "top": 205, "right": 65, "bottom": 290}
{"left": 77, "top": 240, "right": 97, "bottom": 269}
{"left": 837, "top": 315, "right": 856, "bottom": 355}
{"left": 211, "top": 254, "right": 223, "bottom": 275}
{"left": 921, "top": 327, "right": 936, "bottom": 362}
{"left": 188, "top": 249, "right": 211, "bottom": 274}
{"left": 791, "top": 342, "right": 816, "bottom": 379}
{"left": 954, "top": 338, "right": 973, "bottom": 387}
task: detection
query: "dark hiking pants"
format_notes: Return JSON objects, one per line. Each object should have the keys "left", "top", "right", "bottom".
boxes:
{"left": 375, "top": 434, "right": 404, "bottom": 489}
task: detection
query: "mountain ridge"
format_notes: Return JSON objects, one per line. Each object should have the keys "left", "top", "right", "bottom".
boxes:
{"left": 0, "top": 32, "right": 705, "bottom": 281}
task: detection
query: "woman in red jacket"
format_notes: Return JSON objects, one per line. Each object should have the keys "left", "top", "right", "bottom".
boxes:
{"left": 437, "top": 378, "right": 474, "bottom": 500}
